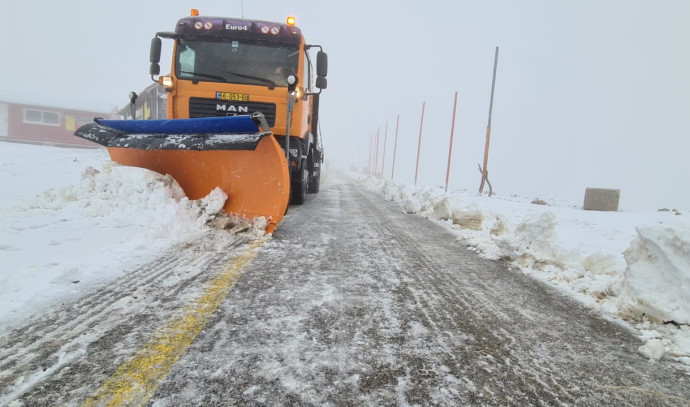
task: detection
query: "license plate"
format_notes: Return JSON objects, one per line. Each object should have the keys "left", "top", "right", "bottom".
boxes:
{"left": 216, "top": 92, "right": 249, "bottom": 102}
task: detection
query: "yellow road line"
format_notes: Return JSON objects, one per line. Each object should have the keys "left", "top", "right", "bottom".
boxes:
{"left": 82, "top": 238, "right": 266, "bottom": 407}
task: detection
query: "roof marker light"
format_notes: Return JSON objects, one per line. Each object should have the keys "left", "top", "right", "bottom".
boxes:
{"left": 286, "top": 16, "right": 296, "bottom": 26}
{"left": 191, "top": 9, "right": 199, "bottom": 16}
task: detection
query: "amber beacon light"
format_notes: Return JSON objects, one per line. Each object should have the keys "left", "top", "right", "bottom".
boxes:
{"left": 190, "top": 9, "right": 200, "bottom": 16}
{"left": 286, "top": 16, "right": 296, "bottom": 25}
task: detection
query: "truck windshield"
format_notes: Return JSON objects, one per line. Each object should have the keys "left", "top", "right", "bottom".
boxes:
{"left": 176, "top": 39, "right": 299, "bottom": 88}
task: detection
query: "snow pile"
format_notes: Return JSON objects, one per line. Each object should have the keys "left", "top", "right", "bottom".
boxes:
{"left": 494, "top": 211, "right": 578, "bottom": 270}
{"left": 0, "top": 145, "right": 229, "bottom": 328}
{"left": 18, "top": 162, "right": 228, "bottom": 235}
{"left": 620, "top": 225, "right": 690, "bottom": 325}
{"left": 358, "top": 174, "right": 690, "bottom": 366}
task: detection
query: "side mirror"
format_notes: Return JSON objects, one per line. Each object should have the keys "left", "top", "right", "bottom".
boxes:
{"left": 149, "top": 37, "right": 162, "bottom": 76}
{"left": 316, "top": 51, "right": 328, "bottom": 78}
{"left": 315, "top": 76, "right": 327, "bottom": 90}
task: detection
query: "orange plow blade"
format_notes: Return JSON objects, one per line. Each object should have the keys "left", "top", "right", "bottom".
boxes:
{"left": 74, "top": 115, "right": 290, "bottom": 233}
{"left": 108, "top": 136, "right": 289, "bottom": 233}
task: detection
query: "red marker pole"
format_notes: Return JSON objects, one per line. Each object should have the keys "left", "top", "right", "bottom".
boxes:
{"left": 391, "top": 114, "right": 399, "bottom": 180}
{"left": 374, "top": 128, "right": 380, "bottom": 177}
{"left": 381, "top": 122, "right": 388, "bottom": 177}
{"left": 368, "top": 134, "right": 373, "bottom": 173}
{"left": 445, "top": 92, "right": 458, "bottom": 193}
{"left": 414, "top": 102, "right": 426, "bottom": 185}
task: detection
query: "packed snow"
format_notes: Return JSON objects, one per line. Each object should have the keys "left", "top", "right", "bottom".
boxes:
{"left": 1, "top": 141, "right": 688, "bottom": 369}
{"left": 359, "top": 175, "right": 690, "bottom": 368}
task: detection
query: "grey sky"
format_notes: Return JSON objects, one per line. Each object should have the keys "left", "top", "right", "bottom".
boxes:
{"left": 2, "top": 0, "right": 689, "bottom": 210}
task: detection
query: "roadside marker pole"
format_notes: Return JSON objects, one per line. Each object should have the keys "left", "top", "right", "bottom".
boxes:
{"left": 374, "top": 128, "right": 380, "bottom": 177}
{"left": 381, "top": 122, "right": 388, "bottom": 178}
{"left": 371, "top": 134, "right": 374, "bottom": 174}
{"left": 479, "top": 46, "right": 499, "bottom": 194}
{"left": 366, "top": 135, "right": 370, "bottom": 173}
{"left": 391, "top": 114, "right": 399, "bottom": 180}
{"left": 414, "top": 102, "right": 426, "bottom": 185}
{"left": 445, "top": 92, "right": 458, "bottom": 193}
{"left": 369, "top": 134, "right": 374, "bottom": 174}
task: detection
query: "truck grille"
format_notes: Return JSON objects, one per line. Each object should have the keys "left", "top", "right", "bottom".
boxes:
{"left": 189, "top": 97, "right": 277, "bottom": 127}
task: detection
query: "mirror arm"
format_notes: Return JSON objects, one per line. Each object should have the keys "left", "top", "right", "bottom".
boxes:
{"left": 149, "top": 32, "right": 177, "bottom": 83}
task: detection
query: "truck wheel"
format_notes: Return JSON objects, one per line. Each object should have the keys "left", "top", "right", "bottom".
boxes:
{"left": 307, "top": 170, "right": 320, "bottom": 193}
{"left": 291, "top": 165, "right": 308, "bottom": 205}
{"left": 307, "top": 151, "right": 320, "bottom": 193}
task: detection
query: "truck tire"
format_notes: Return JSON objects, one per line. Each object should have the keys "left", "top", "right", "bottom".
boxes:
{"left": 290, "top": 164, "right": 308, "bottom": 205}
{"left": 307, "top": 170, "right": 320, "bottom": 193}
{"left": 307, "top": 150, "right": 320, "bottom": 193}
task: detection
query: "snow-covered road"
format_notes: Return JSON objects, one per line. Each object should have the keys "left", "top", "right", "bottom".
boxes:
{"left": 1, "top": 172, "right": 688, "bottom": 406}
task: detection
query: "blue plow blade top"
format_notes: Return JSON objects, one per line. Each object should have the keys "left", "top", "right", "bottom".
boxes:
{"left": 95, "top": 116, "right": 260, "bottom": 134}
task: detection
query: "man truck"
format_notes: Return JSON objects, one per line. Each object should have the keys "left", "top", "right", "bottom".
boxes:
{"left": 75, "top": 10, "right": 328, "bottom": 233}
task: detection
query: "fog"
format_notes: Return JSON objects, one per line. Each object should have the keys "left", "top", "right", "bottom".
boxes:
{"left": 2, "top": 0, "right": 689, "bottom": 210}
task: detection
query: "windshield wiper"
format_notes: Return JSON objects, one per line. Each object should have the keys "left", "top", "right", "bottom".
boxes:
{"left": 180, "top": 71, "right": 228, "bottom": 83}
{"left": 179, "top": 70, "right": 276, "bottom": 90}
{"left": 223, "top": 71, "right": 276, "bottom": 90}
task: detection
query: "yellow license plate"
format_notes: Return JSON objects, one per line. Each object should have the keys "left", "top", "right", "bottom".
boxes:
{"left": 216, "top": 92, "right": 249, "bottom": 102}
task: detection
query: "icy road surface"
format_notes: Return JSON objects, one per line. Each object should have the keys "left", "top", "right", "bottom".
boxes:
{"left": 1, "top": 173, "right": 689, "bottom": 406}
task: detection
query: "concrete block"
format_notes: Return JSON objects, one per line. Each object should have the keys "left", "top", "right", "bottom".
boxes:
{"left": 583, "top": 188, "right": 620, "bottom": 211}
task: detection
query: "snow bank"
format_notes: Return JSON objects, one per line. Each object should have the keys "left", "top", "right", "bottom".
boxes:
{"left": 0, "top": 155, "right": 229, "bottom": 328}
{"left": 358, "top": 174, "right": 690, "bottom": 367}
{"left": 15, "top": 161, "right": 228, "bottom": 244}
{"left": 620, "top": 225, "right": 690, "bottom": 325}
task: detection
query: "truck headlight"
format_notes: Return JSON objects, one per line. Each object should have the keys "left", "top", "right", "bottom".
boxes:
{"left": 159, "top": 76, "right": 174, "bottom": 92}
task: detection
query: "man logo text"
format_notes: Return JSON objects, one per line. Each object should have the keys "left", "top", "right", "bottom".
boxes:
{"left": 216, "top": 105, "right": 249, "bottom": 113}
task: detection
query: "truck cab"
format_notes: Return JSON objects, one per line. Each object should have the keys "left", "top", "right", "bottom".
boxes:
{"left": 150, "top": 13, "right": 328, "bottom": 203}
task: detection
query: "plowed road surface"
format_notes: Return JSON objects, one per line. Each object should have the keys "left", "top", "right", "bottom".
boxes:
{"left": 1, "top": 173, "right": 689, "bottom": 406}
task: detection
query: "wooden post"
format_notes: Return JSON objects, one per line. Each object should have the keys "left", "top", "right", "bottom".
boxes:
{"left": 445, "top": 92, "right": 459, "bottom": 193}
{"left": 391, "top": 114, "right": 399, "bottom": 180}
{"left": 479, "top": 46, "right": 499, "bottom": 194}
{"left": 414, "top": 102, "right": 425, "bottom": 185}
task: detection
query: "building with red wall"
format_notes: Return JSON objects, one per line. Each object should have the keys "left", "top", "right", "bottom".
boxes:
{"left": 0, "top": 100, "right": 114, "bottom": 148}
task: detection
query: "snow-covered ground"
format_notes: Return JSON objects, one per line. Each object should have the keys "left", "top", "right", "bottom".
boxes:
{"left": 1, "top": 141, "right": 688, "bottom": 369}
{"left": 358, "top": 174, "right": 690, "bottom": 368}
{"left": 0, "top": 142, "right": 232, "bottom": 329}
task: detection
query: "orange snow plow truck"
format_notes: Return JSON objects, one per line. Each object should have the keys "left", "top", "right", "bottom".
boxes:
{"left": 75, "top": 11, "right": 328, "bottom": 233}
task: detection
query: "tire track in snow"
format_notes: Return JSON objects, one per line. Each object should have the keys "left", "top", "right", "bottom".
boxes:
{"left": 3, "top": 173, "right": 687, "bottom": 406}
{"left": 350, "top": 184, "right": 574, "bottom": 404}
{"left": 145, "top": 174, "right": 689, "bottom": 406}
{"left": 348, "top": 183, "right": 689, "bottom": 405}
{"left": 82, "top": 238, "right": 266, "bottom": 406}
{"left": 0, "top": 231, "right": 254, "bottom": 406}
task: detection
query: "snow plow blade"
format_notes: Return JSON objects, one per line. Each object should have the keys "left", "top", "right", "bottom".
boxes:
{"left": 74, "top": 114, "right": 289, "bottom": 233}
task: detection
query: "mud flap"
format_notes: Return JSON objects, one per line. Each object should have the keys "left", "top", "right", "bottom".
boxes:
{"left": 75, "top": 115, "right": 289, "bottom": 233}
